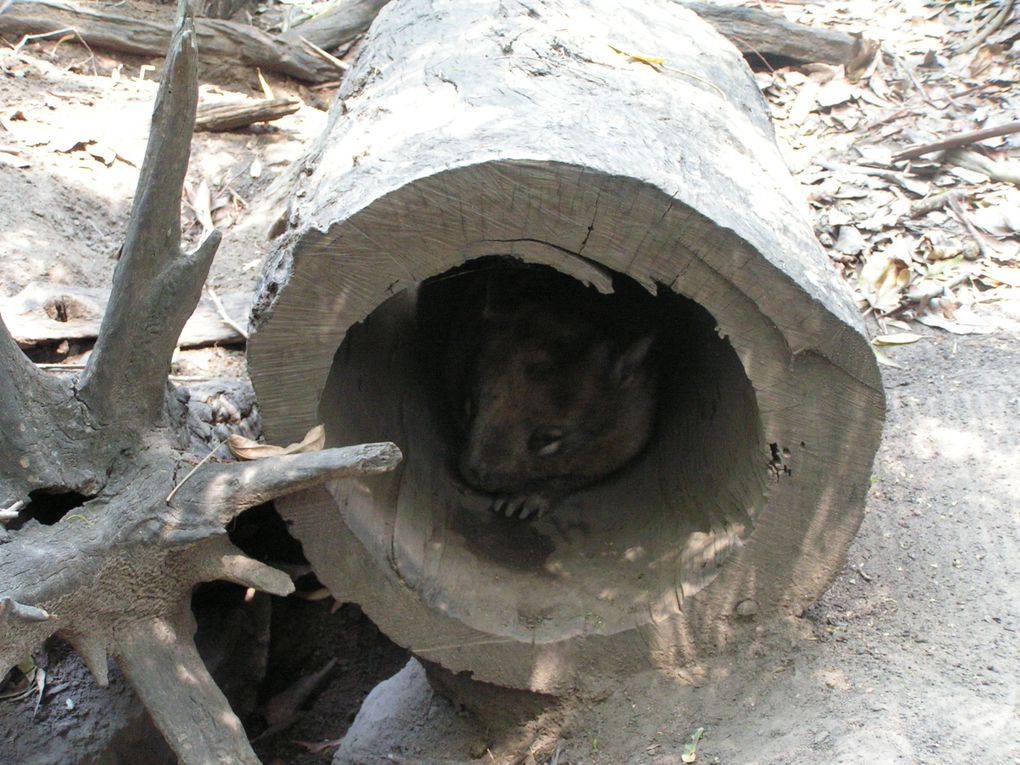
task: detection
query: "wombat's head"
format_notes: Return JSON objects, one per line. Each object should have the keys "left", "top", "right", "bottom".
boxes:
{"left": 457, "top": 306, "right": 657, "bottom": 497}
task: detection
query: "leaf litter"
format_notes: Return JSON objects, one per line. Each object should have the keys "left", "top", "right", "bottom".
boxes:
{"left": 760, "top": 0, "right": 1020, "bottom": 342}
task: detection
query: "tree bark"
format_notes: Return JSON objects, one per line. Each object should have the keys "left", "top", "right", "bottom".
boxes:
{"left": 247, "top": 0, "right": 884, "bottom": 695}
{"left": 196, "top": 96, "right": 301, "bottom": 132}
{"left": 679, "top": 1, "right": 858, "bottom": 66}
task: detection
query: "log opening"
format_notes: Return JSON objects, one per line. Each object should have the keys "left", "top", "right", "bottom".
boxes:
{"left": 318, "top": 257, "right": 766, "bottom": 642}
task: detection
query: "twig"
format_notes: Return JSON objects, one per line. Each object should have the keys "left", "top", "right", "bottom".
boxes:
{"left": 887, "top": 52, "right": 937, "bottom": 109}
{"left": 0, "top": 499, "right": 26, "bottom": 523}
{"left": 816, "top": 160, "right": 923, "bottom": 193}
{"left": 299, "top": 35, "right": 348, "bottom": 71}
{"left": 947, "top": 147, "right": 1020, "bottom": 187}
{"left": 947, "top": 194, "right": 989, "bottom": 259}
{"left": 893, "top": 121, "right": 1020, "bottom": 161}
{"left": 165, "top": 439, "right": 227, "bottom": 503}
{"left": 206, "top": 286, "right": 249, "bottom": 340}
{"left": 957, "top": 0, "right": 1016, "bottom": 53}
{"left": 909, "top": 190, "right": 968, "bottom": 218}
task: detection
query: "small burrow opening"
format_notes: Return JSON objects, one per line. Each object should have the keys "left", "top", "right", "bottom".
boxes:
{"left": 6, "top": 488, "right": 97, "bottom": 530}
{"left": 319, "top": 258, "right": 767, "bottom": 641}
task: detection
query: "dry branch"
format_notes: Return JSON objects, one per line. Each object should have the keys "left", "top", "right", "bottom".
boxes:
{"left": 0, "top": 2, "right": 402, "bottom": 762}
{"left": 298, "top": 0, "right": 860, "bottom": 68}
{"left": 679, "top": 1, "right": 859, "bottom": 66}
{"left": 281, "top": 0, "right": 388, "bottom": 49}
{"left": 893, "top": 121, "right": 1020, "bottom": 161}
{"left": 196, "top": 96, "right": 300, "bottom": 131}
{"left": 0, "top": 283, "right": 251, "bottom": 348}
{"left": 0, "top": 0, "right": 339, "bottom": 82}
{"left": 76, "top": 0, "right": 217, "bottom": 431}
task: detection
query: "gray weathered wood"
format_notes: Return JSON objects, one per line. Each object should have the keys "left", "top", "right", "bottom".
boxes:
{"left": 0, "top": 3, "right": 402, "bottom": 763}
{"left": 196, "top": 96, "right": 301, "bottom": 131}
{"left": 247, "top": 0, "right": 884, "bottom": 695}
{"left": 0, "top": 283, "right": 250, "bottom": 348}
{"left": 0, "top": 0, "right": 339, "bottom": 82}
{"left": 282, "top": 0, "right": 388, "bottom": 50}
{"left": 277, "top": 0, "right": 859, "bottom": 70}
{"left": 679, "top": 1, "right": 858, "bottom": 66}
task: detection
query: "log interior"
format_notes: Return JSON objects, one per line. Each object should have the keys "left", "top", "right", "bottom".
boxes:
{"left": 318, "top": 259, "right": 766, "bottom": 642}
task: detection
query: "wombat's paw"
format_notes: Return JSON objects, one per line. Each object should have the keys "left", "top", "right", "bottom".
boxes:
{"left": 490, "top": 493, "right": 550, "bottom": 520}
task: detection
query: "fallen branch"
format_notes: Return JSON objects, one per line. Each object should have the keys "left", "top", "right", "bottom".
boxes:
{"left": 909, "top": 190, "right": 969, "bottom": 218}
{"left": 957, "top": 0, "right": 1016, "bottom": 53}
{"left": 277, "top": 0, "right": 862, "bottom": 68}
{"left": 0, "top": 283, "right": 250, "bottom": 348}
{"left": 196, "top": 96, "right": 301, "bottom": 131}
{"left": 281, "top": 0, "right": 388, "bottom": 50}
{"left": 0, "top": 0, "right": 339, "bottom": 82}
{"left": 0, "top": 7, "right": 403, "bottom": 762}
{"left": 893, "top": 121, "right": 1020, "bottom": 161}
{"left": 947, "top": 147, "right": 1020, "bottom": 187}
{"left": 678, "top": 1, "right": 859, "bottom": 66}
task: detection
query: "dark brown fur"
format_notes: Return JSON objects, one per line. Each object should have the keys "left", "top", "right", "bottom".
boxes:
{"left": 452, "top": 273, "right": 658, "bottom": 519}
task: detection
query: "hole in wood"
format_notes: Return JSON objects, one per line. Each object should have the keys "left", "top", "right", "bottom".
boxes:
{"left": 318, "top": 259, "right": 767, "bottom": 642}
{"left": 44, "top": 296, "right": 87, "bottom": 323}
{"left": 7, "top": 488, "right": 97, "bottom": 529}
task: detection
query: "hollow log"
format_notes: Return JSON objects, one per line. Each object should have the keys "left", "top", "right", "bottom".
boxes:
{"left": 247, "top": 0, "right": 885, "bottom": 695}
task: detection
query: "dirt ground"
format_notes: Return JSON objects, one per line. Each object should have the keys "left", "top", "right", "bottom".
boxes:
{"left": 2, "top": 0, "right": 1019, "bottom": 763}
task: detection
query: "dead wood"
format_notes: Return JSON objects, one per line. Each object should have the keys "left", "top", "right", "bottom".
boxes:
{"left": 946, "top": 147, "right": 1020, "bottom": 186}
{"left": 281, "top": 0, "right": 388, "bottom": 50}
{"left": 0, "top": 0, "right": 339, "bottom": 82}
{"left": 0, "top": 283, "right": 250, "bottom": 348}
{"left": 893, "top": 121, "right": 1020, "bottom": 161}
{"left": 678, "top": 1, "right": 859, "bottom": 66}
{"left": 0, "top": 2, "right": 402, "bottom": 762}
{"left": 196, "top": 96, "right": 301, "bottom": 132}
{"left": 271, "top": 0, "right": 859, "bottom": 68}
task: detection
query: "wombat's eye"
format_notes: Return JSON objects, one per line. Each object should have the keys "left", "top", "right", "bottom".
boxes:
{"left": 528, "top": 429, "right": 563, "bottom": 456}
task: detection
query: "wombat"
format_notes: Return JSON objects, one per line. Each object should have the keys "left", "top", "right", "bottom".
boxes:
{"left": 443, "top": 268, "right": 658, "bottom": 519}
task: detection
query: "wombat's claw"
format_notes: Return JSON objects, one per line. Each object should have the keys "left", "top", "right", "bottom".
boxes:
{"left": 491, "top": 494, "right": 549, "bottom": 520}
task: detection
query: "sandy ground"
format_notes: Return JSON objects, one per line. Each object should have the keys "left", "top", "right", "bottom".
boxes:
{"left": 557, "top": 327, "right": 1020, "bottom": 764}
{"left": 2, "top": 2, "right": 1019, "bottom": 764}
{"left": 321, "top": 322, "right": 1020, "bottom": 765}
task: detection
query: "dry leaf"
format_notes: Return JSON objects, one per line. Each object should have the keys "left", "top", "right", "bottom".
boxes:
{"left": 608, "top": 44, "right": 665, "bottom": 67}
{"left": 227, "top": 424, "right": 326, "bottom": 460}
{"left": 872, "top": 347, "right": 903, "bottom": 368}
{"left": 980, "top": 264, "right": 1020, "bottom": 288}
{"left": 816, "top": 78, "right": 854, "bottom": 109}
{"left": 0, "top": 150, "right": 29, "bottom": 169}
{"left": 873, "top": 332, "right": 923, "bottom": 345}
{"left": 859, "top": 244, "right": 912, "bottom": 313}
{"left": 916, "top": 311, "right": 993, "bottom": 335}
{"left": 190, "top": 179, "right": 214, "bottom": 233}
{"left": 835, "top": 225, "right": 867, "bottom": 256}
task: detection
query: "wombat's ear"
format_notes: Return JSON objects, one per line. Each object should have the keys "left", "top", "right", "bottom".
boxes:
{"left": 613, "top": 335, "right": 655, "bottom": 386}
